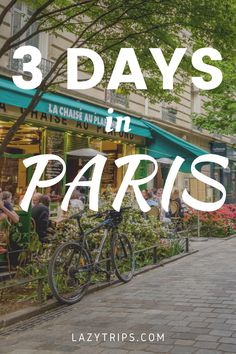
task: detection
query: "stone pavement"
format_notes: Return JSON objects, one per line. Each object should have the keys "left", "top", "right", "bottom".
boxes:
{"left": 1, "top": 237, "right": 236, "bottom": 354}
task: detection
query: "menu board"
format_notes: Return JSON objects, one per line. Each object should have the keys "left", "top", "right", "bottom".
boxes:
{"left": 45, "top": 131, "right": 65, "bottom": 195}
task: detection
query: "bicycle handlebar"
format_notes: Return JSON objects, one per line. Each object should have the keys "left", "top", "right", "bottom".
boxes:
{"left": 88, "top": 207, "right": 131, "bottom": 219}
{"left": 69, "top": 212, "right": 83, "bottom": 220}
{"left": 69, "top": 207, "right": 131, "bottom": 221}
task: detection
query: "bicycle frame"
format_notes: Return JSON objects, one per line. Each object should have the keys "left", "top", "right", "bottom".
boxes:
{"left": 75, "top": 216, "right": 116, "bottom": 267}
{"left": 48, "top": 207, "right": 134, "bottom": 305}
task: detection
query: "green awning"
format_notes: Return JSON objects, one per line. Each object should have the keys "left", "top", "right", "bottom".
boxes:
{"left": 144, "top": 121, "right": 208, "bottom": 173}
{"left": 0, "top": 77, "right": 151, "bottom": 138}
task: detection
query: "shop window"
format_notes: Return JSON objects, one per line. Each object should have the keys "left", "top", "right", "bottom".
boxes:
{"left": 101, "top": 140, "right": 122, "bottom": 189}
{"left": 66, "top": 134, "right": 89, "bottom": 184}
{"left": 102, "top": 151, "right": 117, "bottom": 189}
{"left": 9, "top": 2, "right": 50, "bottom": 76}
{"left": 0, "top": 121, "right": 42, "bottom": 205}
{"left": 125, "top": 144, "right": 136, "bottom": 156}
{"left": 0, "top": 121, "right": 41, "bottom": 153}
{"left": 67, "top": 134, "right": 89, "bottom": 152}
{"left": 90, "top": 138, "right": 102, "bottom": 152}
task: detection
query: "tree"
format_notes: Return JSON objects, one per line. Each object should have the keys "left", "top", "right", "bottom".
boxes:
{"left": 193, "top": 58, "right": 236, "bottom": 134}
{"left": 0, "top": 0, "right": 235, "bottom": 155}
{"left": 192, "top": 0, "right": 236, "bottom": 135}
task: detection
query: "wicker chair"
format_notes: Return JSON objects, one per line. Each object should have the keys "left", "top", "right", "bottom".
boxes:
{"left": 0, "top": 219, "right": 11, "bottom": 274}
{"left": 146, "top": 206, "right": 160, "bottom": 219}
{"left": 169, "top": 200, "right": 180, "bottom": 217}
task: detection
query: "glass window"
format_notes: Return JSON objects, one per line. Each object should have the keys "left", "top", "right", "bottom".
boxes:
{"left": 0, "top": 121, "right": 42, "bottom": 206}
{"left": 66, "top": 134, "right": 89, "bottom": 185}
{"left": 12, "top": 3, "right": 40, "bottom": 46}
{"left": 161, "top": 105, "right": 177, "bottom": 124}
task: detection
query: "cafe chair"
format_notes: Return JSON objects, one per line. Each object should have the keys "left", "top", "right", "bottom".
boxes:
{"left": 146, "top": 206, "right": 160, "bottom": 219}
{"left": 0, "top": 230, "right": 11, "bottom": 275}
{"left": 169, "top": 200, "right": 180, "bottom": 217}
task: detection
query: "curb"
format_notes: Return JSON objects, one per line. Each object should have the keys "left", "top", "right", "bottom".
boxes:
{"left": 190, "top": 234, "right": 236, "bottom": 242}
{"left": 223, "top": 234, "right": 236, "bottom": 241}
{"left": 0, "top": 249, "right": 198, "bottom": 329}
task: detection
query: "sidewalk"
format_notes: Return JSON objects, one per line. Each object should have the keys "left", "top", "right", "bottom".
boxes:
{"left": 1, "top": 237, "right": 236, "bottom": 353}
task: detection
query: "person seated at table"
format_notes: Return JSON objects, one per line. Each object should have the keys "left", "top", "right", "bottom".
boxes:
{"left": 0, "top": 190, "right": 19, "bottom": 224}
{"left": 155, "top": 188, "right": 163, "bottom": 204}
{"left": 169, "top": 188, "right": 184, "bottom": 218}
{"left": 32, "top": 193, "right": 50, "bottom": 244}
{"left": 141, "top": 189, "right": 148, "bottom": 200}
{"left": 70, "top": 190, "right": 84, "bottom": 211}
{"left": 144, "top": 191, "right": 160, "bottom": 220}
{"left": 0, "top": 190, "right": 19, "bottom": 257}
{"left": 151, "top": 189, "right": 158, "bottom": 201}
{"left": 154, "top": 188, "right": 171, "bottom": 224}
{"left": 146, "top": 191, "right": 160, "bottom": 207}
{"left": 32, "top": 192, "right": 42, "bottom": 207}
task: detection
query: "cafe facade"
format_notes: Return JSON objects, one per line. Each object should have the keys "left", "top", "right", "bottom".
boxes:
{"left": 0, "top": 75, "right": 213, "bottom": 223}
{"left": 0, "top": 76, "right": 153, "bottom": 209}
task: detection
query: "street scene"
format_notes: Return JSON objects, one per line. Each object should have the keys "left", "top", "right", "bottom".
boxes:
{"left": 1, "top": 237, "right": 236, "bottom": 354}
{"left": 0, "top": 0, "right": 235, "bottom": 353}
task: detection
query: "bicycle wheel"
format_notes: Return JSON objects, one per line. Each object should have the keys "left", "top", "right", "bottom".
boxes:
{"left": 48, "top": 242, "right": 91, "bottom": 304}
{"left": 110, "top": 232, "right": 134, "bottom": 283}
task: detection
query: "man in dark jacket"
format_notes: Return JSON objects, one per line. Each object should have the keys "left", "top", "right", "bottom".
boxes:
{"left": 32, "top": 193, "right": 50, "bottom": 243}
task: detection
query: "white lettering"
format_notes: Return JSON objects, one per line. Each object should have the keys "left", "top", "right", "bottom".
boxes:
{"left": 61, "top": 155, "right": 107, "bottom": 211}
{"left": 67, "top": 48, "right": 104, "bottom": 89}
{"left": 150, "top": 48, "right": 187, "bottom": 89}
{"left": 182, "top": 154, "right": 228, "bottom": 211}
{"left": 192, "top": 48, "right": 222, "bottom": 90}
{"left": 108, "top": 48, "right": 147, "bottom": 89}
{"left": 112, "top": 154, "right": 158, "bottom": 212}
{"left": 20, "top": 154, "right": 66, "bottom": 211}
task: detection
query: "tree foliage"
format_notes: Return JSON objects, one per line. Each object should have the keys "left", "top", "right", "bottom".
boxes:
{"left": 193, "top": 58, "right": 236, "bottom": 134}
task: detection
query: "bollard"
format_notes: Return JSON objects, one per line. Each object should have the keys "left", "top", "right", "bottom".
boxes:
{"left": 185, "top": 238, "right": 189, "bottom": 253}
{"left": 153, "top": 246, "right": 158, "bottom": 264}
{"left": 106, "top": 251, "right": 111, "bottom": 282}
{"left": 37, "top": 278, "right": 43, "bottom": 304}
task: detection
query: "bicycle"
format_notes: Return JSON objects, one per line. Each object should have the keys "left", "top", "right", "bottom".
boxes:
{"left": 48, "top": 207, "right": 135, "bottom": 304}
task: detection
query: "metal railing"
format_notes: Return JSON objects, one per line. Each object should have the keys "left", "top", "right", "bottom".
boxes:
{"left": 0, "top": 236, "right": 189, "bottom": 305}
{"left": 105, "top": 89, "right": 129, "bottom": 108}
{"left": 8, "top": 51, "right": 54, "bottom": 78}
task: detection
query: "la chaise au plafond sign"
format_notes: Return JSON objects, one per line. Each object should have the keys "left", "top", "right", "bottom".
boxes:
{"left": 12, "top": 45, "right": 228, "bottom": 213}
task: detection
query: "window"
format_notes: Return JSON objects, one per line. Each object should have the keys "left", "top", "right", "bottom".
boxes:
{"left": 191, "top": 84, "right": 201, "bottom": 114}
{"left": 161, "top": 105, "right": 177, "bottom": 123}
{"left": 10, "top": 2, "right": 50, "bottom": 75}
{"left": 105, "top": 89, "right": 129, "bottom": 108}
{"left": 191, "top": 83, "right": 202, "bottom": 131}
{"left": 11, "top": 3, "right": 40, "bottom": 49}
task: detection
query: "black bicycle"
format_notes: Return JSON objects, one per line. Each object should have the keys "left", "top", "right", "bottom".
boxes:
{"left": 48, "top": 207, "right": 134, "bottom": 304}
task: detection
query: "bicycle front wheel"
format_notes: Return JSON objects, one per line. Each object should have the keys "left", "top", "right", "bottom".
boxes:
{"left": 110, "top": 232, "right": 134, "bottom": 283}
{"left": 48, "top": 242, "right": 91, "bottom": 304}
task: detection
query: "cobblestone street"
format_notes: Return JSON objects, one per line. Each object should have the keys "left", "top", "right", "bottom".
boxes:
{"left": 1, "top": 237, "right": 236, "bottom": 354}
